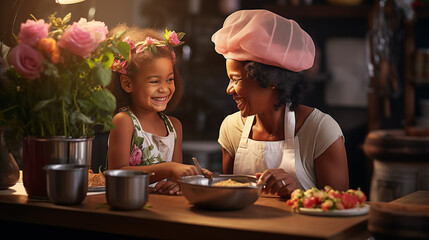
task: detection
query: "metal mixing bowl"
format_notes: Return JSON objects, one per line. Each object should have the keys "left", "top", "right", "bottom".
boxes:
{"left": 44, "top": 164, "right": 89, "bottom": 205}
{"left": 104, "top": 170, "right": 152, "bottom": 210}
{"left": 179, "top": 174, "right": 262, "bottom": 210}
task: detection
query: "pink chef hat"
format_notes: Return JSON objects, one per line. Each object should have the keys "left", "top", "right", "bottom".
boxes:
{"left": 212, "top": 9, "right": 315, "bottom": 72}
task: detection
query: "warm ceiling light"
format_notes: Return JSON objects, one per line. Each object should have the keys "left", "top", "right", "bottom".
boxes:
{"left": 55, "top": 0, "right": 85, "bottom": 4}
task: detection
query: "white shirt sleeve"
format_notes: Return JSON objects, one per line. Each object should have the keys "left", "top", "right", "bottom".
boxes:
{"left": 217, "top": 112, "right": 243, "bottom": 158}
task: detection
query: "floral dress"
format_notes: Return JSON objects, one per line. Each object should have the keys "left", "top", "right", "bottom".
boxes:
{"left": 125, "top": 109, "right": 176, "bottom": 167}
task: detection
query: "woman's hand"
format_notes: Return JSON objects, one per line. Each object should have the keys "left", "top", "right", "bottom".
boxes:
{"left": 152, "top": 180, "right": 181, "bottom": 195}
{"left": 168, "top": 162, "right": 199, "bottom": 181}
{"left": 256, "top": 168, "right": 298, "bottom": 197}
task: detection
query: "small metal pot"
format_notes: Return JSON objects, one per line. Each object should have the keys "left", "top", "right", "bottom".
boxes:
{"left": 104, "top": 170, "right": 152, "bottom": 210}
{"left": 44, "top": 164, "right": 89, "bottom": 205}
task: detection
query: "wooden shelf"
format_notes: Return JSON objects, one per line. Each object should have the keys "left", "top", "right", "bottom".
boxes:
{"left": 264, "top": 4, "right": 372, "bottom": 19}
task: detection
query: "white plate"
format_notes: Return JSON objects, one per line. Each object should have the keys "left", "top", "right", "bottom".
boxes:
{"left": 298, "top": 204, "right": 370, "bottom": 217}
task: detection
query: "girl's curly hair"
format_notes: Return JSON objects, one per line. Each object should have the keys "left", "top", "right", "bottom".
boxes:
{"left": 107, "top": 24, "right": 183, "bottom": 113}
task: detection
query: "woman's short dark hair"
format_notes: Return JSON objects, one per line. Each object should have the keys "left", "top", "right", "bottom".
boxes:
{"left": 244, "top": 61, "right": 307, "bottom": 111}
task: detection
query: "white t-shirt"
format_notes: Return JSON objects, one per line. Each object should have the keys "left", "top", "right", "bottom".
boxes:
{"left": 218, "top": 109, "right": 344, "bottom": 181}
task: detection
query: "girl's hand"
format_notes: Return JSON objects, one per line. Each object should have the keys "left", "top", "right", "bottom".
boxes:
{"left": 256, "top": 168, "right": 298, "bottom": 198}
{"left": 152, "top": 180, "right": 181, "bottom": 195}
{"left": 169, "top": 162, "right": 199, "bottom": 181}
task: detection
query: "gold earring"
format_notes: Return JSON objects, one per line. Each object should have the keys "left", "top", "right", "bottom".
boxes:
{"left": 272, "top": 86, "right": 276, "bottom": 90}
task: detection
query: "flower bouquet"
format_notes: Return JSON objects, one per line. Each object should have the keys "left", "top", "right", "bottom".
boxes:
{"left": 1, "top": 13, "right": 131, "bottom": 139}
{"left": 0, "top": 13, "right": 131, "bottom": 197}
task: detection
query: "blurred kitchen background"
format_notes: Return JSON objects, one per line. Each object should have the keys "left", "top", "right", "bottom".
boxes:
{"left": 1, "top": 0, "right": 428, "bottom": 201}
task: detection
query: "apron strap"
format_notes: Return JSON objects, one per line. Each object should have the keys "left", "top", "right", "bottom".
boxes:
{"left": 238, "top": 115, "right": 255, "bottom": 149}
{"left": 284, "top": 105, "right": 295, "bottom": 141}
{"left": 284, "top": 105, "right": 316, "bottom": 190}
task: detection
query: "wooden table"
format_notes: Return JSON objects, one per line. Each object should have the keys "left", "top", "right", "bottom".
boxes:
{"left": 0, "top": 183, "right": 369, "bottom": 240}
{"left": 391, "top": 190, "right": 429, "bottom": 206}
{"left": 367, "top": 190, "right": 429, "bottom": 239}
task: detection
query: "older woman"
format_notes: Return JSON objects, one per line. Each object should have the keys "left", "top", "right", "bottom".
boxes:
{"left": 212, "top": 10, "right": 348, "bottom": 197}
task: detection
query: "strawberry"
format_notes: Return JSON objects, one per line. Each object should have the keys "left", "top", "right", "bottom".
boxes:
{"left": 328, "top": 189, "right": 342, "bottom": 199}
{"left": 354, "top": 188, "right": 367, "bottom": 204}
{"left": 341, "top": 192, "right": 359, "bottom": 209}
{"left": 303, "top": 196, "right": 318, "bottom": 209}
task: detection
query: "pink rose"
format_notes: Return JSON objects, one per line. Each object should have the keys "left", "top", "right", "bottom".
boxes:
{"left": 58, "top": 18, "right": 108, "bottom": 58}
{"left": 58, "top": 22, "right": 97, "bottom": 58}
{"left": 76, "top": 18, "right": 108, "bottom": 43}
{"left": 9, "top": 43, "right": 43, "bottom": 80}
{"left": 168, "top": 31, "right": 180, "bottom": 46}
{"left": 129, "top": 144, "right": 142, "bottom": 166}
{"left": 19, "top": 19, "right": 50, "bottom": 47}
{"left": 145, "top": 37, "right": 157, "bottom": 46}
{"left": 135, "top": 37, "right": 158, "bottom": 54}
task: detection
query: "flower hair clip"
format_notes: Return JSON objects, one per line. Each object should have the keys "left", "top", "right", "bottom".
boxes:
{"left": 111, "top": 28, "right": 185, "bottom": 74}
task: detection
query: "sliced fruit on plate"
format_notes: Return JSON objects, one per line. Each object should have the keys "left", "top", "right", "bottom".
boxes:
{"left": 286, "top": 186, "right": 367, "bottom": 212}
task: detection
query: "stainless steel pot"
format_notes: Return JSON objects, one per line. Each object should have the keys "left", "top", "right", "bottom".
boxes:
{"left": 23, "top": 136, "right": 93, "bottom": 198}
{"left": 104, "top": 170, "right": 152, "bottom": 210}
{"left": 44, "top": 164, "right": 89, "bottom": 205}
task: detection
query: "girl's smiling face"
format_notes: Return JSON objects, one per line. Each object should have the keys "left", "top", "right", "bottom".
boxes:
{"left": 124, "top": 57, "right": 175, "bottom": 112}
{"left": 225, "top": 59, "right": 277, "bottom": 117}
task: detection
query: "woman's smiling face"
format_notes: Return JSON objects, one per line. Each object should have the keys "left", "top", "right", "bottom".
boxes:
{"left": 129, "top": 57, "right": 175, "bottom": 112}
{"left": 225, "top": 59, "right": 277, "bottom": 117}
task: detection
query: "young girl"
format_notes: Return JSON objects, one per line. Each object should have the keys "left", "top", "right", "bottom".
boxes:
{"left": 107, "top": 25, "right": 199, "bottom": 195}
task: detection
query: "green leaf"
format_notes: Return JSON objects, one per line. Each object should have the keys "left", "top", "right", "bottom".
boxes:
{"left": 33, "top": 98, "right": 55, "bottom": 112}
{"left": 91, "top": 88, "right": 116, "bottom": 112}
{"left": 76, "top": 112, "right": 94, "bottom": 124}
{"left": 91, "top": 64, "right": 112, "bottom": 87}
{"left": 142, "top": 147, "right": 150, "bottom": 160}
{"left": 150, "top": 45, "right": 157, "bottom": 55}
{"left": 116, "top": 42, "right": 131, "bottom": 61}
{"left": 114, "top": 29, "right": 126, "bottom": 40}
{"left": 102, "top": 116, "right": 115, "bottom": 132}
{"left": 177, "top": 32, "right": 185, "bottom": 40}
{"left": 156, "top": 154, "right": 164, "bottom": 163}
{"left": 77, "top": 99, "right": 93, "bottom": 111}
{"left": 102, "top": 50, "right": 114, "bottom": 69}
{"left": 135, "top": 136, "right": 144, "bottom": 147}
{"left": 42, "top": 61, "right": 59, "bottom": 78}
{"left": 86, "top": 58, "right": 95, "bottom": 69}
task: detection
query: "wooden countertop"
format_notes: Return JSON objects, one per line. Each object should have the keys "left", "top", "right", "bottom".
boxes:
{"left": 391, "top": 191, "right": 429, "bottom": 206}
{"left": 0, "top": 183, "right": 370, "bottom": 240}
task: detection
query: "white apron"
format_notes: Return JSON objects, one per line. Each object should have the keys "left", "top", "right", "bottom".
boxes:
{"left": 233, "top": 107, "right": 315, "bottom": 190}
